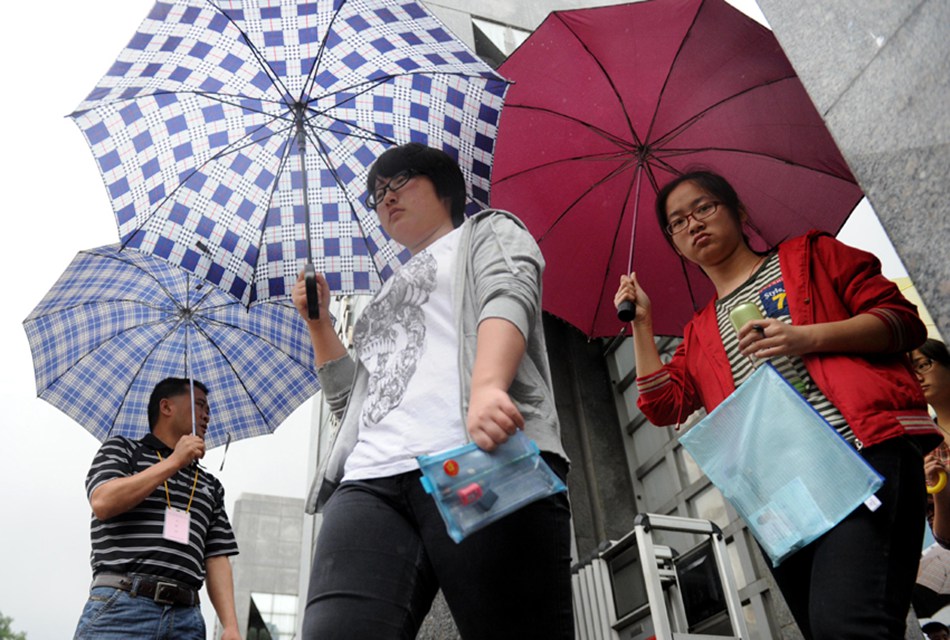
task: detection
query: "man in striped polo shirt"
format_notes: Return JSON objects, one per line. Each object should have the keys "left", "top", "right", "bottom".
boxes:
{"left": 73, "top": 378, "right": 241, "bottom": 640}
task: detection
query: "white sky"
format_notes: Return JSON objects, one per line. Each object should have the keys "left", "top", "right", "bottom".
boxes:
{"left": 0, "top": 1, "right": 909, "bottom": 638}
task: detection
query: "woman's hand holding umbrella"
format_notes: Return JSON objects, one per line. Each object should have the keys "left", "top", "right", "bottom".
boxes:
{"left": 614, "top": 272, "right": 653, "bottom": 326}
{"left": 614, "top": 273, "right": 666, "bottom": 381}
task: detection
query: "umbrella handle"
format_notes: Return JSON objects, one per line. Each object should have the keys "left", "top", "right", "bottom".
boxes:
{"left": 304, "top": 263, "right": 320, "bottom": 320}
{"left": 928, "top": 470, "right": 947, "bottom": 494}
{"left": 617, "top": 300, "right": 636, "bottom": 322}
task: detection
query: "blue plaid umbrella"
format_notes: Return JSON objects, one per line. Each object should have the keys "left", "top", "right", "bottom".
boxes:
{"left": 69, "top": 0, "right": 508, "bottom": 307}
{"left": 23, "top": 245, "right": 321, "bottom": 448}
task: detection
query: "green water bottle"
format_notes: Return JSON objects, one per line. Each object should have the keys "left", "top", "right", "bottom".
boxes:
{"left": 728, "top": 302, "right": 807, "bottom": 394}
{"left": 728, "top": 301, "right": 762, "bottom": 333}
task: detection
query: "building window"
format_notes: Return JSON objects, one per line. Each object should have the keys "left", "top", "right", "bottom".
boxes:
{"left": 471, "top": 16, "right": 530, "bottom": 68}
{"left": 249, "top": 592, "right": 298, "bottom": 640}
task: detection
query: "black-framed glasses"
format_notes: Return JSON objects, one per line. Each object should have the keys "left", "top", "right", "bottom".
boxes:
{"left": 364, "top": 169, "right": 417, "bottom": 209}
{"left": 913, "top": 358, "right": 935, "bottom": 375}
{"left": 665, "top": 200, "right": 721, "bottom": 235}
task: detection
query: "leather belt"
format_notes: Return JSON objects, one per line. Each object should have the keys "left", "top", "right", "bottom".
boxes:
{"left": 92, "top": 573, "right": 200, "bottom": 607}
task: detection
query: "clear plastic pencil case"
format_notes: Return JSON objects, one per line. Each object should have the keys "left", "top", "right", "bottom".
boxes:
{"left": 417, "top": 431, "right": 567, "bottom": 543}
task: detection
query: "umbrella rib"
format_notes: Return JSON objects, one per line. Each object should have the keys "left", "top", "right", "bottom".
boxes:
{"left": 588, "top": 166, "right": 641, "bottom": 334}
{"left": 103, "top": 318, "right": 192, "bottom": 438}
{"left": 85, "top": 249, "right": 190, "bottom": 312}
{"left": 536, "top": 157, "right": 639, "bottom": 244}
{"left": 69, "top": 89, "right": 288, "bottom": 119}
{"left": 299, "top": 0, "right": 348, "bottom": 104}
{"left": 300, "top": 76, "right": 403, "bottom": 147}
{"left": 552, "top": 11, "right": 642, "bottom": 147}
{"left": 650, "top": 75, "right": 798, "bottom": 149}
{"left": 197, "top": 312, "right": 317, "bottom": 371}
{"left": 28, "top": 297, "right": 175, "bottom": 322}
{"left": 654, "top": 145, "right": 858, "bottom": 183}
{"left": 502, "top": 103, "right": 635, "bottom": 152}
{"left": 494, "top": 148, "right": 633, "bottom": 187}
{"left": 120, "top": 110, "right": 296, "bottom": 250}
{"left": 641, "top": 0, "right": 706, "bottom": 144}
{"left": 620, "top": 160, "right": 705, "bottom": 335}
{"left": 39, "top": 312, "right": 181, "bottom": 434}
{"left": 188, "top": 321, "right": 270, "bottom": 426}
{"left": 205, "top": 0, "right": 296, "bottom": 103}
{"left": 304, "top": 122, "right": 386, "bottom": 283}
{"left": 302, "top": 105, "right": 397, "bottom": 147}
{"left": 247, "top": 126, "right": 299, "bottom": 300}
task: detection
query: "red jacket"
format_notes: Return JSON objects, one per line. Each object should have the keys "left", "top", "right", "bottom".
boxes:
{"left": 637, "top": 231, "right": 939, "bottom": 450}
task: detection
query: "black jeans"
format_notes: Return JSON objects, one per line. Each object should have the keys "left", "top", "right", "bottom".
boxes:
{"left": 769, "top": 437, "right": 925, "bottom": 639}
{"left": 302, "top": 454, "right": 574, "bottom": 639}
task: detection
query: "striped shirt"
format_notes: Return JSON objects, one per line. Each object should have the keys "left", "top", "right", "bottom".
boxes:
{"left": 86, "top": 434, "right": 238, "bottom": 588}
{"left": 715, "top": 253, "right": 855, "bottom": 444}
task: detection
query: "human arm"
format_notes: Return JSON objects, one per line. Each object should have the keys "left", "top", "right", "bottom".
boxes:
{"left": 613, "top": 271, "right": 704, "bottom": 426}
{"left": 464, "top": 215, "right": 543, "bottom": 450}
{"left": 89, "top": 435, "right": 205, "bottom": 521}
{"left": 736, "top": 312, "right": 893, "bottom": 359}
{"left": 738, "top": 234, "right": 925, "bottom": 359}
{"left": 291, "top": 268, "right": 347, "bottom": 366}
{"left": 467, "top": 318, "right": 527, "bottom": 450}
{"left": 206, "top": 555, "right": 241, "bottom": 640}
{"left": 614, "top": 272, "right": 664, "bottom": 377}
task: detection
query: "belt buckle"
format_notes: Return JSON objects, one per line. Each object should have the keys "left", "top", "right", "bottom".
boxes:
{"left": 153, "top": 581, "right": 180, "bottom": 606}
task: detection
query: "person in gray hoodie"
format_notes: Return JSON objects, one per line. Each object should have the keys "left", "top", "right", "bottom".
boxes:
{"left": 292, "top": 143, "right": 572, "bottom": 639}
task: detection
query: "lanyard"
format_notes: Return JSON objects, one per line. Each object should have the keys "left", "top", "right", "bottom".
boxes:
{"left": 156, "top": 451, "right": 200, "bottom": 513}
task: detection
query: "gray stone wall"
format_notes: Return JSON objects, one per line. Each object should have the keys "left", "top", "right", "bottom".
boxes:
{"left": 755, "top": 0, "right": 950, "bottom": 338}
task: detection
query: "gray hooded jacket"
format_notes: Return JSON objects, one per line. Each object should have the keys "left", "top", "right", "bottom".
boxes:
{"left": 305, "top": 209, "right": 568, "bottom": 513}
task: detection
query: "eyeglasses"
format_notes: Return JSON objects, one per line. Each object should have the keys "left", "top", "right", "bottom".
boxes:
{"left": 665, "top": 201, "right": 721, "bottom": 235}
{"left": 913, "top": 358, "right": 935, "bottom": 375}
{"left": 365, "top": 169, "right": 417, "bottom": 209}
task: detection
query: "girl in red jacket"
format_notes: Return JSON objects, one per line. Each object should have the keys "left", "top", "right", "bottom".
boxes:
{"left": 614, "top": 170, "right": 938, "bottom": 639}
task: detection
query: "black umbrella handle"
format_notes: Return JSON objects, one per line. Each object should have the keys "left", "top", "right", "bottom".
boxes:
{"left": 617, "top": 300, "right": 636, "bottom": 323}
{"left": 304, "top": 263, "right": 320, "bottom": 320}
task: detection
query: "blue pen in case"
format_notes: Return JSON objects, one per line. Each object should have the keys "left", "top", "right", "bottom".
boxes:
{"left": 417, "top": 431, "right": 566, "bottom": 543}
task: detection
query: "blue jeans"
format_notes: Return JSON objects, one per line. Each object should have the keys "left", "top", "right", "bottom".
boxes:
{"left": 769, "top": 436, "right": 926, "bottom": 639}
{"left": 303, "top": 454, "right": 574, "bottom": 639}
{"left": 73, "top": 586, "right": 205, "bottom": 640}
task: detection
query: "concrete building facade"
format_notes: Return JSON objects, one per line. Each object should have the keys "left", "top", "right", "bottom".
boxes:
{"left": 221, "top": 494, "right": 305, "bottom": 640}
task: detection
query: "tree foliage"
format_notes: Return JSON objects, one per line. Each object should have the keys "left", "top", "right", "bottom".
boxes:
{"left": 0, "top": 612, "right": 27, "bottom": 640}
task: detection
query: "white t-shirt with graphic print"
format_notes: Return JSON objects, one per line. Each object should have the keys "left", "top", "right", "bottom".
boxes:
{"left": 343, "top": 227, "right": 467, "bottom": 481}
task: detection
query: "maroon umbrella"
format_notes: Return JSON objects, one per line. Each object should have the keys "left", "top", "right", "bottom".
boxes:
{"left": 491, "top": 0, "right": 863, "bottom": 338}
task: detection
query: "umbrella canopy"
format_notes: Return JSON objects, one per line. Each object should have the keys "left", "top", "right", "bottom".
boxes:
{"left": 23, "top": 245, "right": 321, "bottom": 448}
{"left": 491, "top": 0, "right": 864, "bottom": 338}
{"left": 70, "top": 0, "right": 507, "bottom": 306}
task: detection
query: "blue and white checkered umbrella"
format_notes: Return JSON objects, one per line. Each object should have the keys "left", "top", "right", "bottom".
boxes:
{"left": 23, "top": 245, "right": 321, "bottom": 448}
{"left": 69, "top": 0, "right": 508, "bottom": 306}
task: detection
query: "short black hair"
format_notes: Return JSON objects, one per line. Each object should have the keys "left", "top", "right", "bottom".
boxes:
{"left": 147, "top": 378, "right": 209, "bottom": 431}
{"left": 916, "top": 338, "right": 950, "bottom": 368}
{"left": 366, "top": 143, "right": 467, "bottom": 227}
{"left": 923, "top": 621, "right": 950, "bottom": 633}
